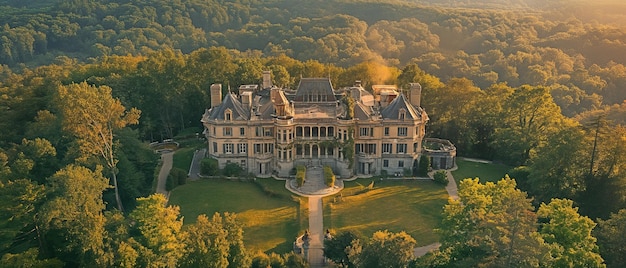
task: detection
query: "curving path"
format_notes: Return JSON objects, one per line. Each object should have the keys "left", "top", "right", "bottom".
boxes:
{"left": 156, "top": 151, "right": 174, "bottom": 197}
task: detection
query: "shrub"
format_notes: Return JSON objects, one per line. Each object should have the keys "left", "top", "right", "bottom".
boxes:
{"left": 433, "top": 170, "right": 449, "bottom": 186}
{"left": 201, "top": 158, "right": 219, "bottom": 176}
{"left": 296, "top": 165, "right": 306, "bottom": 187}
{"left": 223, "top": 162, "right": 243, "bottom": 177}
{"left": 418, "top": 154, "right": 430, "bottom": 176}
{"left": 166, "top": 173, "right": 177, "bottom": 191}
{"left": 324, "top": 166, "right": 336, "bottom": 187}
{"left": 170, "top": 167, "right": 188, "bottom": 185}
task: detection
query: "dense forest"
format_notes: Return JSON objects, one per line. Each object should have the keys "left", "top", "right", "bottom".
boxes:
{"left": 1, "top": 0, "right": 626, "bottom": 267}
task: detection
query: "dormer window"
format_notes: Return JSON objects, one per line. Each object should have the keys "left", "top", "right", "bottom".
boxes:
{"left": 225, "top": 109, "right": 232, "bottom": 121}
{"left": 399, "top": 109, "right": 406, "bottom": 120}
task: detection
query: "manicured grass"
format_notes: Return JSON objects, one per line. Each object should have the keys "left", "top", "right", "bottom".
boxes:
{"left": 172, "top": 140, "right": 204, "bottom": 171}
{"left": 451, "top": 158, "right": 512, "bottom": 183}
{"left": 323, "top": 179, "right": 448, "bottom": 246}
{"left": 168, "top": 178, "right": 306, "bottom": 253}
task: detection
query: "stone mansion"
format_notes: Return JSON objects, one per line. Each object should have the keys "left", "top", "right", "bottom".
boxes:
{"left": 201, "top": 71, "right": 455, "bottom": 178}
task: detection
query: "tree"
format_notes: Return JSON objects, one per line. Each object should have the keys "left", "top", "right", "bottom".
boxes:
{"left": 493, "top": 85, "right": 565, "bottom": 165}
{"left": 129, "top": 194, "right": 185, "bottom": 267}
{"left": 55, "top": 82, "right": 140, "bottom": 211}
{"left": 39, "top": 165, "right": 110, "bottom": 266}
{"left": 222, "top": 212, "right": 251, "bottom": 268}
{"left": 324, "top": 230, "right": 359, "bottom": 267}
{"left": 537, "top": 198, "right": 604, "bottom": 267}
{"left": 201, "top": 158, "right": 219, "bottom": 176}
{"left": 595, "top": 209, "right": 626, "bottom": 267}
{"left": 526, "top": 124, "right": 588, "bottom": 203}
{"left": 353, "top": 230, "right": 416, "bottom": 268}
{"left": 418, "top": 154, "right": 430, "bottom": 177}
{"left": 0, "top": 179, "right": 45, "bottom": 253}
{"left": 182, "top": 214, "right": 229, "bottom": 268}
{"left": 434, "top": 177, "right": 550, "bottom": 267}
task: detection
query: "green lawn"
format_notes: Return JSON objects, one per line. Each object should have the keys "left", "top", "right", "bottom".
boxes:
{"left": 168, "top": 178, "right": 306, "bottom": 254}
{"left": 172, "top": 140, "right": 204, "bottom": 171}
{"left": 323, "top": 179, "right": 448, "bottom": 246}
{"left": 451, "top": 158, "right": 512, "bottom": 183}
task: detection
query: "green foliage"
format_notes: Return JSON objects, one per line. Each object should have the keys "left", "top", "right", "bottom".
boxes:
{"left": 323, "top": 230, "right": 360, "bottom": 267}
{"left": 492, "top": 85, "right": 565, "bottom": 165}
{"left": 251, "top": 251, "right": 308, "bottom": 268}
{"left": 129, "top": 194, "right": 185, "bottom": 267}
{"left": 40, "top": 165, "right": 110, "bottom": 266}
{"left": 352, "top": 230, "right": 417, "bottom": 268}
{"left": 435, "top": 177, "right": 550, "bottom": 267}
{"left": 595, "top": 209, "right": 626, "bottom": 267}
{"left": 181, "top": 213, "right": 229, "bottom": 268}
{"left": 166, "top": 173, "right": 177, "bottom": 191}
{"left": 201, "top": 158, "right": 220, "bottom": 176}
{"left": 223, "top": 162, "right": 243, "bottom": 177}
{"left": 56, "top": 82, "right": 140, "bottom": 211}
{"left": 296, "top": 165, "right": 306, "bottom": 187}
{"left": 324, "top": 166, "right": 336, "bottom": 187}
{"left": 0, "top": 248, "right": 63, "bottom": 268}
{"left": 537, "top": 199, "right": 604, "bottom": 267}
{"left": 166, "top": 167, "right": 187, "bottom": 190}
{"left": 417, "top": 154, "right": 430, "bottom": 177}
{"left": 433, "top": 170, "right": 448, "bottom": 186}
{"left": 0, "top": 179, "right": 45, "bottom": 252}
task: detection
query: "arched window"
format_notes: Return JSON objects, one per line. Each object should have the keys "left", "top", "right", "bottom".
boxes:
{"left": 399, "top": 109, "right": 406, "bottom": 120}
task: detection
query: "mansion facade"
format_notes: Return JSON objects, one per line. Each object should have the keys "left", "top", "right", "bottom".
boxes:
{"left": 201, "top": 71, "right": 455, "bottom": 178}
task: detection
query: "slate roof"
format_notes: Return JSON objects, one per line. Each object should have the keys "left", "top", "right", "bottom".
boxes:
{"left": 354, "top": 101, "right": 371, "bottom": 120}
{"left": 380, "top": 93, "right": 421, "bottom": 120}
{"left": 293, "top": 78, "right": 337, "bottom": 103}
{"left": 208, "top": 92, "right": 250, "bottom": 120}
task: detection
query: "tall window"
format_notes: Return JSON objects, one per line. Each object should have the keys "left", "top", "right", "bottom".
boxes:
{"left": 399, "top": 109, "right": 405, "bottom": 120}
{"left": 397, "top": 143, "right": 407, "bottom": 154}
{"left": 223, "top": 127, "right": 232, "bottom": 136}
{"left": 398, "top": 160, "right": 404, "bottom": 167}
{"left": 223, "top": 144, "right": 234, "bottom": 154}
{"left": 384, "top": 127, "right": 389, "bottom": 136}
{"left": 383, "top": 160, "right": 389, "bottom": 167}
{"left": 398, "top": 127, "right": 408, "bottom": 136}
{"left": 359, "top": 127, "right": 373, "bottom": 137}
{"left": 225, "top": 110, "right": 232, "bottom": 121}
{"left": 238, "top": 143, "right": 247, "bottom": 154}
{"left": 240, "top": 127, "right": 245, "bottom": 136}
{"left": 382, "top": 143, "right": 392, "bottom": 154}
{"left": 212, "top": 142, "right": 217, "bottom": 153}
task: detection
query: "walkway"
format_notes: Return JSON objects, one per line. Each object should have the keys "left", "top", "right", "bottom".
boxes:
{"left": 308, "top": 196, "right": 325, "bottom": 267}
{"left": 156, "top": 151, "right": 173, "bottom": 196}
{"left": 188, "top": 148, "right": 206, "bottom": 180}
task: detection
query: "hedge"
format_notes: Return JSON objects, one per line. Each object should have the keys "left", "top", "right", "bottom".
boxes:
{"left": 296, "top": 165, "right": 306, "bottom": 187}
{"left": 324, "top": 166, "right": 335, "bottom": 187}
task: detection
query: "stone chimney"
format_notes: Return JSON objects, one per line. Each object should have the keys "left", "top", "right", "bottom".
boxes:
{"left": 262, "top": 70, "right": 272, "bottom": 89}
{"left": 410, "top": 83, "right": 422, "bottom": 107}
{"left": 240, "top": 91, "right": 252, "bottom": 108}
{"left": 210, "top": 83, "right": 222, "bottom": 108}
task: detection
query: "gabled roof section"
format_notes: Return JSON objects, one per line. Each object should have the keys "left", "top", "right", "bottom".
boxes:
{"left": 208, "top": 92, "right": 250, "bottom": 120}
{"left": 293, "top": 78, "right": 337, "bottom": 103}
{"left": 354, "top": 101, "right": 371, "bottom": 120}
{"left": 381, "top": 94, "right": 421, "bottom": 120}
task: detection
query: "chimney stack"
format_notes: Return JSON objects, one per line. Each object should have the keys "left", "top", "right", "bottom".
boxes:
{"left": 262, "top": 70, "right": 272, "bottom": 89}
{"left": 410, "top": 83, "right": 422, "bottom": 107}
{"left": 210, "top": 84, "right": 222, "bottom": 108}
